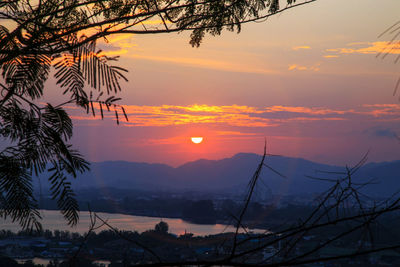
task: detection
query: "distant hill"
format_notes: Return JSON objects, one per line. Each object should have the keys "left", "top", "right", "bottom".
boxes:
{"left": 55, "top": 153, "right": 400, "bottom": 197}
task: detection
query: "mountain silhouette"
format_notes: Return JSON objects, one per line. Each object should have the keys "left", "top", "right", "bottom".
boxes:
{"left": 63, "top": 153, "right": 400, "bottom": 197}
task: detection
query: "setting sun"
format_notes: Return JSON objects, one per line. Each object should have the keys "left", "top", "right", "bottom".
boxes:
{"left": 191, "top": 137, "right": 203, "bottom": 144}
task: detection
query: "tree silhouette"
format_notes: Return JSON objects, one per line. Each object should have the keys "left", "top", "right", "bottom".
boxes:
{"left": 0, "top": 0, "right": 319, "bottom": 230}
{"left": 154, "top": 221, "right": 169, "bottom": 234}
{"left": 1, "top": 2, "right": 398, "bottom": 266}
{"left": 377, "top": 20, "right": 400, "bottom": 98}
{"left": 65, "top": 149, "right": 400, "bottom": 266}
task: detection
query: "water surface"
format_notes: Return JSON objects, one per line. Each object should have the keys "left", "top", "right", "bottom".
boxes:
{"left": 1, "top": 210, "right": 267, "bottom": 236}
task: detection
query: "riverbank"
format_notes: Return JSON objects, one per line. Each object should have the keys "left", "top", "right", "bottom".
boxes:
{"left": 0, "top": 210, "right": 267, "bottom": 236}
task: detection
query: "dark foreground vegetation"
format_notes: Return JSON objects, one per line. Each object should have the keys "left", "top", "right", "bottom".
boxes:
{"left": 1, "top": 0, "right": 399, "bottom": 266}
{"left": 1, "top": 208, "right": 400, "bottom": 267}
{"left": 1, "top": 151, "right": 398, "bottom": 267}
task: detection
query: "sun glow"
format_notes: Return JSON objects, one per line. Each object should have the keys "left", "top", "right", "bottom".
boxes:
{"left": 191, "top": 137, "right": 203, "bottom": 144}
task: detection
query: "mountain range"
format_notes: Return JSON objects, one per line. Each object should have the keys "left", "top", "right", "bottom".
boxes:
{"left": 63, "top": 153, "right": 400, "bottom": 197}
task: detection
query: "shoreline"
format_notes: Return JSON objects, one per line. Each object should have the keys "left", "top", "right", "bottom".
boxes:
{"left": 1, "top": 210, "right": 268, "bottom": 235}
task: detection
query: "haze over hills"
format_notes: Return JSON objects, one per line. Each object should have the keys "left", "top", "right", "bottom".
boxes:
{"left": 64, "top": 153, "right": 400, "bottom": 197}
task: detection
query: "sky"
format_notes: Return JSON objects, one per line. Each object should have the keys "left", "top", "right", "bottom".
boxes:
{"left": 46, "top": 0, "right": 400, "bottom": 167}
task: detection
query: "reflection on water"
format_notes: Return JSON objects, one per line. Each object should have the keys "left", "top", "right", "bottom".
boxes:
{"left": 16, "top": 258, "right": 51, "bottom": 265}
{"left": 16, "top": 258, "right": 111, "bottom": 266}
{"left": 0, "top": 210, "right": 267, "bottom": 236}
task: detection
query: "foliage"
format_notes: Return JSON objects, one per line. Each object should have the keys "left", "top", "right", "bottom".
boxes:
{"left": 154, "top": 221, "right": 169, "bottom": 234}
{"left": 57, "top": 152, "right": 400, "bottom": 266}
{"left": 0, "top": 0, "right": 318, "bottom": 230}
{"left": 377, "top": 20, "right": 400, "bottom": 98}
{"left": 182, "top": 199, "right": 217, "bottom": 224}
{"left": 0, "top": 2, "right": 130, "bottom": 230}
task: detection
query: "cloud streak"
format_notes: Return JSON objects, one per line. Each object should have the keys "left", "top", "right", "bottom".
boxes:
{"left": 327, "top": 41, "right": 400, "bottom": 56}
{"left": 69, "top": 103, "right": 400, "bottom": 128}
{"left": 288, "top": 63, "right": 320, "bottom": 72}
{"left": 292, "top": 46, "right": 311, "bottom": 50}
{"left": 363, "top": 127, "right": 399, "bottom": 140}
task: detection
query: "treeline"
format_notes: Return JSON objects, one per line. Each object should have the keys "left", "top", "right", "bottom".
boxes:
{"left": 0, "top": 257, "right": 98, "bottom": 267}
{"left": 40, "top": 195, "right": 317, "bottom": 226}
{"left": 0, "top": 223, "right": 252, "bottom": 266}
{"left": 0, "top": 221, "right": 171, "bottom": 243}
{"left": 38, "top": 195, "right": 400, "bottom": 236}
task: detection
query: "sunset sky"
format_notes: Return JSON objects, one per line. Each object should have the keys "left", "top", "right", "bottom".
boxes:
{"left": 47, "top": 0, "right": 400, "bottom": 166}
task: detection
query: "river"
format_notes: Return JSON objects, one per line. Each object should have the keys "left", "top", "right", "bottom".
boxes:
{"left": 0, "top": 210, "right": 267, "bottom": 236}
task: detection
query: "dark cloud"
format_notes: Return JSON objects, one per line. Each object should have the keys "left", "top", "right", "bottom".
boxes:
{"left": 364, "top": 127, "right": 398, "bottom": 139}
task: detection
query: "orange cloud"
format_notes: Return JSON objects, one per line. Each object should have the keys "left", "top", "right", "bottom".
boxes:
{"left": 82, "top": 104, "right": 274, "bottom": 127}
{"left": 97, "top": 34, "right": 137, "bottom": 56}
{"left": 327, "top": 41, "right": 400, "bottom": 56}
{"left": 362, "top": 104, "right": 400, "bottom": 117}
{"left": 264, "top": 106, "right": 350, "bottom": 115}
{"left": 288, "top": 64, "right": 307, "bottom": 71}
{"left": 70, "top": 116, "right": 100, "bottom": 121}
{"left": 292, "top": 46, "right": 311, "bottom": 50}
{"left": 68, "top": 103, "right": 400, "bottom": 130}
{"left": 283, "top": 117, "right": 347, "bottom": 122}
{"left": 288, "top": 63, "right": 320, "bottom": 72}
